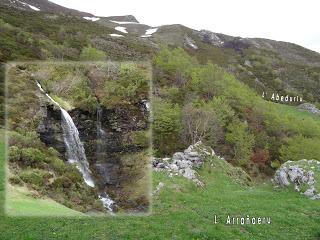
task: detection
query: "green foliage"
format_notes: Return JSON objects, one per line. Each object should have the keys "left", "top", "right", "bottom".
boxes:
{"left": 19, "top": 169, "right": 51, "bottom": 187}
{"left": 102, "top": 63, "right": 149, "bottom": 107}
{"left": 20, "top": 148, "right": 46, "bottom": 165}
{"left": 124, "top": 131, "right": 150, "bottom": 148}
{"left": 79, "top": 46, "right": 106, "bottom": 61}
{"left": 209, "top": 97, "right": 235, "bottom": 127}
{"left": 226, "top": 120, "right": 255, "bottom": 166}
{"left": 181, "top": 102, "right": 221, "bottom": 146}
{"left": 280, "top": 135, "right": 320, "bottom": 161}
{"left": 152, "top": 98, "right": 183, "bottom": 156}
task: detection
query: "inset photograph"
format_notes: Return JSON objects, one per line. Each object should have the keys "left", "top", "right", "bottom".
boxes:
{"left": 5, "top": 61, "right": 151, "bottom": 216}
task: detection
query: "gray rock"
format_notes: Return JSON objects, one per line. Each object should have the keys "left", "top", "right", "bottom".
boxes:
{"left": 304, "top": 187, "right": 316, "bottom": 197}
{"left": 311, "top": 194, "right": 320, "bottom": 200}
{"left": 182, "top": 167, "right": 197, "bottom": 180}
{"left": 274, "top": 168, "right": 290, "bottom": 187}
{"left": 157, "top": 163, "right": 166, "bottom": 169}
{"left": 169, "top": 163, "right": 179, "bottom": 172}
{"left": 172, "top": 152, "right": 185, "bottom": 161}
{"left": 274, "top": 160, "right": 319, "bottom": 200}
{"left": 298, "top": 103, "right": 320, "bottom": 116}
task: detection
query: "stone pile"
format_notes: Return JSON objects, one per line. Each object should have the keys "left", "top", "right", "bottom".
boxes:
{"left": 274, "top": 160, "right": 320, "bottom": 200}
{"left": 153, "top": 142, "right": 216, "bottom": 186}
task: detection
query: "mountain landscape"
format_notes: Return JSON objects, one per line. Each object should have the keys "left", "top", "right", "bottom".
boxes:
{"left": 0, "top": 0, "right": 319, "bottom": 239}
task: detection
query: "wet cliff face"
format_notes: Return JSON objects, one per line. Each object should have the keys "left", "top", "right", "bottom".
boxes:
{"left": 37, "top": 102, "right": 150, "bottom": 212}
{"left": 38, "top": 104, "right": 66, "bottom": 158}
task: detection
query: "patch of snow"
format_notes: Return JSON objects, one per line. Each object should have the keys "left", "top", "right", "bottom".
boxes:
{"left": 16, "top": 0, "right": 40, "bottom": 11}
{"left": 115, "top": 26, "right": 128, "bottom": 34}
{"left": 83, "top": 17, "right": 100, "bottom": 22}
{"left": 28, "top": 4, "right": 40, "bottom": 11}
{"left": 141, "top": 28, "right": 158, "bottom": 38}
{"left": 110, "top": 20, "right": 140, "bottom": 25}
{"left": 145, "top": 28, "right": 158, "bottom": 35}
{"left": 109, "top": 33, "right": 124, "bottom": 37}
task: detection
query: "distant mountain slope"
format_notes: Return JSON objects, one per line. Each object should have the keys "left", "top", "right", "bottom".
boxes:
{"left": 0, "top": 0, "right": 319, "bottom": 104}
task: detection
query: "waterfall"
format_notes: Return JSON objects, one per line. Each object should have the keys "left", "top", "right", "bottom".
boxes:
{"left": 36, "top": 81, "right": 95, "bottom": 187}
{"left": 60, "top": 108, "right": 95, "bottom": 187}
{"left": 36, "top": 81, "right": 115, "bottom": 212}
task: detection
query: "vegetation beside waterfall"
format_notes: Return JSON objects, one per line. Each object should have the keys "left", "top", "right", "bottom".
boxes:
{"left": 6, "top": 62, "right": 151, "bottom": 213}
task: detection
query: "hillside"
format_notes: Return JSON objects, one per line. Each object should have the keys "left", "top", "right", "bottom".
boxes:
{"left": 1, "top": 139, "right": 320, "bottom": 238}
{"left": 0, "top": 0, "right": 319, "bottom": 238}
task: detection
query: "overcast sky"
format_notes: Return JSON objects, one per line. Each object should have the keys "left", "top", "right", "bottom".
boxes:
{"left": 49, "top": 0, "right": 320, "bottom": 53}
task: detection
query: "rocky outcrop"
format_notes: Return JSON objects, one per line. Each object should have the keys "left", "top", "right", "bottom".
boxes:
{"left": 37, "top": 101, "right": 150, "bottom": 211}
{"left": 153, "top": 142, "right": 219, "bottom": 186}
{"left": 298, "top": 103, "right": 320, "bottom": 116}
{"left": 198, "top": 30, "right": 224, "bottom": 47}
{"left": 274, "top": 160, "right": 320, "bottom": 200}
{"left": 184, "top": 36, "right": 198, "bottom": 50}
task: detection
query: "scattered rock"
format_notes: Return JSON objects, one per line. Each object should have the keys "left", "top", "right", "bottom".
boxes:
{"left": 152, "top": 141, "right": 218, "bottom": 186}
{"left": 198, "top": 30, "right": 224, "bottom": 47}
{"left": 273, "top": 160, "right": 320, "bottom": 200}
{"left": 298, "top": 103, "right": 320, "bottom": 116}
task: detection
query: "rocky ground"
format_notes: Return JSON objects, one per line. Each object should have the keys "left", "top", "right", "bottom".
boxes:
{"left": 273, "top": 159, "right": 320, "bottom": 200}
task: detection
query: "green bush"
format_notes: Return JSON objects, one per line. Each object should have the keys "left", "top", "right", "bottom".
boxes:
{"left": 50, "top": 157, "right": 66, "bottom": 174}
{"left": 102, "top": 63, "right": 149, "bottom": 107}
{"left": 79, "top": 46, "right": 106, "bottom": 61}
{"left": 226, "top": 120, "right": 255, "bottom": 166}
{"left": 20, "top": 147, "right": 46, "bottom": 167}
{"left": 153, "top": 98, "right": 183, "bottom": 156}
{"left": 8, "top": 146, "right": 21, "bottom": 162}
{"left": 19, "top": 169, "right": 51, "bottom": 186}
{"left": 280, "top": 135, "right": 320, "bottom": 161}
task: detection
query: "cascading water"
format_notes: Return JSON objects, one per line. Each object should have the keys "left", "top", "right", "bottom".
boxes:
{"left": 36, "top": 81, "right": 114, "bottom": 212}
{"left": 60, "top": 108, "right": 95, "bottom": 187}
{"left": 36, "top": 81, "right": 94, "bottom": 187}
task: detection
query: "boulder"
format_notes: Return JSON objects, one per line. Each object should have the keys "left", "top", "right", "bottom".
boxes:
{"left": 274, "top": 160, "right": 319, "bottom": 200}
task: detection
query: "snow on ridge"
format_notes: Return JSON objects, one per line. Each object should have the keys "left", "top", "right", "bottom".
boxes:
{"left": 16, "top": 0, "right": 40, "bottom": 11}
{"left": 115, "top": 26, "right": 128, "bottom": 34}
{"left": 28, "top": 4, "right": 40, "bottom": 11}
{"left": 146, "top": 28, "right": 158, "bottom": 35}
{"left": 141, "top": 28, "right": 158, "bottom": 38}
{"left": 109, "top": 33, "right": 124, "bottom": 37}
{"left": 83, "top": 17, "right": 100, "bottom": 22}
{"left": 110, "top": 20, "right": 140, "bottom": 25}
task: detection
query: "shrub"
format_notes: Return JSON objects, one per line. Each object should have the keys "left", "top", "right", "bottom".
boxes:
{"left": 8, "top": 146, "right": 21, "bottom": 162}
{"left": 79, "top": 46, "right": 106, "bottom": 61}
{"left": 226, "top": 120, "right": 255, "bottom": 166}
{"left": 19, "top": 169, "right": 51, "bottom": 186}
{"left": 102, "top": 63, "right": 149, "bottom": 107}
{"left": 280, "top": 135, "right": 320, "bottom": 161}
{"left": 181, "top": 102, "right": 222, "bottom": 146}
{"left": 152, "top": 99, "right": 183, "bottom": 156}
{"left": 20, "top": 147, "right": 46, "bottom": 167}
{"left": 50, "top": 157, "right": 66, "bottom": 174}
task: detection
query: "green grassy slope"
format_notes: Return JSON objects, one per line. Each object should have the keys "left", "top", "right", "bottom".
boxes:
{"left": 0, "top": 133, "right": 319, "bottom": 239}
{"left": 6, "top": 185, "right": 84, "bottom": 217}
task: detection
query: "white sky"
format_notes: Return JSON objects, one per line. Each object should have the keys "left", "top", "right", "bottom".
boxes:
{"left": 49, "top": 0, "right": 320, "bottom": 53}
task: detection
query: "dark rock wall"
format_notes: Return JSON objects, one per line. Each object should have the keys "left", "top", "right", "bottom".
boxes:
{"left": 37, "top": 102, "right": 150, "bottom": 211}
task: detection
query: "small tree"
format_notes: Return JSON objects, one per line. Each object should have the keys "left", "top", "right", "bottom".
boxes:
{"left": 80, "top": 46, "right": 106, "bottom": 61}
{"left": 182, "top": 103, "right": 221, "bottom": 146}
{"left": 226, "top": 120, "right": 255, "bottom": 166}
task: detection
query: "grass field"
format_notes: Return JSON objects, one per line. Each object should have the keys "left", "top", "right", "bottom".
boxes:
{"left": 0, "top": 132, "right": 319, "bottom": 239}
